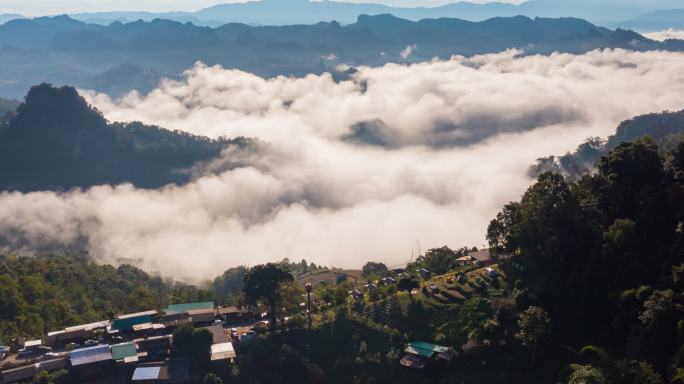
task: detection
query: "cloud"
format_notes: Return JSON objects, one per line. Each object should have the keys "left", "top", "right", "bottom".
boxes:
{"left": 400, "top": 44, "right": 417, "bottom": 59}
{"left": 643, "top": 29, "right": 684, "bottom": 42}
{"left": 3, "top": 49, "right": 684, "bottom": 282}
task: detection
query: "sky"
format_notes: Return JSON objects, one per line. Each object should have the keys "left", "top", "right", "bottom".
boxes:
{"left": 1, "top": 0, "right": 522, "bottom": 17}
{"left": 2, "top": 49, "right": 684, "bottom": 282}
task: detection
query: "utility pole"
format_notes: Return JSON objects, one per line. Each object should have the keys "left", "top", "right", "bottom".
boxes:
{"left": 305, "top": 282, "right": 312, "bottom": 330}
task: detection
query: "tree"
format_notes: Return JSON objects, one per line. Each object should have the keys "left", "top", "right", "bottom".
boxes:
{"left": 397, "top": 277, "right": 419, "bottom": 302}
{"left": 518, "top": 306, "right": 552, "bottom": 365}
{"left": 203, "top": 373, "right": 223, "bottom": 384}
{"left": 487, "top": 202, "right": 521, "bottom": 254}
{"left": 566, "top": 364, "right": 606, "bottom": 384}
{"left": 243, "top": 263, "right": 294, "bottom": 337}
{"left": 418, "top": 246, "right": 457, "bottom": 274}
{"left": 362, "top": 262, "right": 388, "bottom": 278}
{"left": 172, "top": 324, "right": 212, "bottom": 373}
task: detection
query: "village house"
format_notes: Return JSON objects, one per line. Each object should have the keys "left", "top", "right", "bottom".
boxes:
{"left": 400, "top": 341, "right": 454, "bottom": 370}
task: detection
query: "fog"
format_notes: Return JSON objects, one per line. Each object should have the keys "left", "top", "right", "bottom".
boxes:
{"left": 643, "top": 29, "right": 684, "bottom": 42}
{"left": 3, "top": 49, "right": 684, "bottom": 281}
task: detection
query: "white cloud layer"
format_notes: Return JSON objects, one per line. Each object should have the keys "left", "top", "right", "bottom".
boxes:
{"left": 643, "top": 29, "right": 684, "bottom": 42}
{"left": 3, "top": 49, "right": 684, "bottom": 282}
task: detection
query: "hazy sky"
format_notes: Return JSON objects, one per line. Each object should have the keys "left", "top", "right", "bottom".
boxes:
{"left": 1, "top": 0, "right": 522, "bottom": 17}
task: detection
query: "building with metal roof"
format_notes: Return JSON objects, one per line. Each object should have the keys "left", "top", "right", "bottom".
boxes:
{"left": 211, "top": 342, "right": 236, "bottom": 361}
{"left": 164, "top": 302, "right": 214, "bottom": 315}
{"left": 132, "top": 365, "right": 166, "bottom": 382}
{"left": 69, "top": 345, "right": 113, "bottom": 367}
{"left": 36, "top": 358, "right": 69, "bottom": 373}
{"left": 202, "top": 325, "right": 229, "bottom": 344}
{"left": 0, "top": 364, "right": 38, "bottom": 383}
{"left": 112, "top": 314, "right": 152, "bottom": 332}
{"left": 160, "top": 314, "right": 191, "bottom": 330}
{"left": 111, "top": 342, "right": 137, "bottom": 361}
{"left": 116, "top": 310, "right": 158, "bottom": 320}
{"left": 131, "top": 360, "right": 189, "bottom": 383}
{"left": 401, "top": 341, "right": 454, "bottom": 370}
{"left": 188, "top": 309, "right": 217, "bottom": 325}
{"left": 22, "top": 339, "right": 42, "bottom": 349}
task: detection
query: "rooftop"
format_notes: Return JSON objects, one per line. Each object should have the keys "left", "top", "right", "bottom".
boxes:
{"left": 132, "top": 366, "right": 165, "bottom": 381}
{"left": 468, "top": 248, "right": 492, "bottom": 262}
{"left": 164, "top": 302, "right": 214, "bottom": 315}
{"left": 111, "top": 342, "right": 137, "bottom": 361}
{"left": 112, "top": 314, "right": 152, "bottom": 331}
{"left": 211, "top": 342, "right": 236, "bottom": 361}
{"left": 70, "top": 345, "right": 112, "bottom": 366}
{"left": 404, "top": 341, "right": 451, "bottom": 358}
{"left": 64, "top": 320, "right": 110, "bottom": 333}
{"left": 24, "top": 339, "right": 42, "bottom": 348}
{"left": 202, "top": 325, "right": 229, "bottom": 344}
{"left": 116, "top": 310, "right": 158, "bottom": 320}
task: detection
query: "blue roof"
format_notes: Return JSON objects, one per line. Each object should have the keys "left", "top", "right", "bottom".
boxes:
{"left": 112, "top": 314, "right": 151, "bottom": 331}
{"left": 111, "top": 342, "right": 137, "bottom": 360}
{"left": 132, "top": 366, "right": 161, "bottom": 381}
{"left": 164, "top": 302, "right": 214, "bottom": 315}
{"left": 70, "top": 345, "right": 112, "bottom": 366}
{"left": 405, "top": 341, "right": 450, "bottom": 358}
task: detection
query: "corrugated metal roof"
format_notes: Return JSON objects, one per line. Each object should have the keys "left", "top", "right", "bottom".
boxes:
{"left": 111, "top": 342, "right": 137, "bottom": 360}
{"left": 132, "top": 366, "right": 161, "bottom": 381}
{"left": 70, "top": 345, "right": 112, "bottom": 366}
{"left": 24, "top": 340, "right": 42, "bottom": 347}
{"left": 164, "top": 302, "right": 214, "bottom": 315}
{"left": 211, "top": 342, "right": 236, "bottom": 361}
{"left": 36, "top": 358, "right": 69, "bottom": 372}
{"left": 404, "top": 341, "right": 451, "bottom": 358}
{"left": 410, "top": 341, "right": 450, "bottom": 353}
{"left": 468, "top": 249, "right": 491, "bottom": 262}
{"left": 64, "top": 320, "right": 110, "bottom": 332}
{"left": 202, "top": 325, "right": 229, "bottom": 344}
{"left": 116, "top": 310, "right": 158, "bottom": 319}
{"left": 112, "top": 315, "right": 151, "bottom": 331}
{"left": 1, "top": 364, "right": 38, "bottom": 382}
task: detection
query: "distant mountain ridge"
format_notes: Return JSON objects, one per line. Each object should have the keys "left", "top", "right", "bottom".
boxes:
{"left": 3, "top": 0, "right": 682, "bottom": 29}
{"left": 0, "top": 14, "right": 677, "bottom": 99}
{"left": 618, "top": 9, "right": 684, "bottom": 32}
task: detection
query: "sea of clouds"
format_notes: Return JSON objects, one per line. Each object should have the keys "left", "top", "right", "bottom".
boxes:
{"left": 3, "top": 48, "right": 684, "bottom": 282}
{"left": 643, "top": 29, "right": 684, "bottom": 42}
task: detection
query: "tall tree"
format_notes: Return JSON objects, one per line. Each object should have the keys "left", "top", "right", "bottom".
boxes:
{"left": 243, "top": 263, "right": 294, "bottom": 337}
{"left": 518, "top": 306, "right": 552, "bottom": 365}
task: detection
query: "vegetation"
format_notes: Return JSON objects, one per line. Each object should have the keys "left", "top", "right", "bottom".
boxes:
{"left": 0, "top": 84, "right": 248, "bottom": 191}
{"left": 1, "top": 131, "right": 683, "bottom": 383}
{"left": 530, "top": 109, "right": 684, "bottom": 179}
{"left": 490, "top": 137, "right": 684, "bottom": 382}
{"left": 0, "top": 253, "right": 209, "bottom": 345}
{"left": 243, "top": 263, "right": 295, "bottom": 336}
{"left": 172, "top": 324, "right": 213, "bottom": 373}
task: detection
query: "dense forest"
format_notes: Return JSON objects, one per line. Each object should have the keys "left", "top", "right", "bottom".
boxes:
{"left": 0, "top": 254, "right": 211, "bottom": 345}
{"left": 489, "top": 137, "right": 684, "bottom": 382}
{"left": 0, "top": 84, "right": 249, "bottom": 191}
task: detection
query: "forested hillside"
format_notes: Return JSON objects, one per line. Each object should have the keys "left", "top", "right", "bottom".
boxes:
{"left": 0, "top": 254, "right": 210, "bottom": 344}
{"left": 489, "top": 137, "right": 684, "bottom": 382}
{"left": 530, "top": 109, "right": 684, "bottom": 179}
{"left": 0, "top": 84, "right": 246, "bottom": 192}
